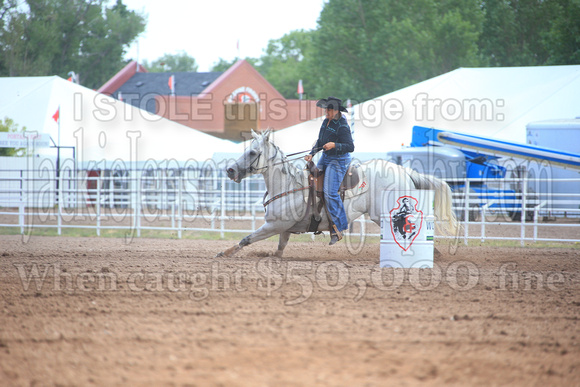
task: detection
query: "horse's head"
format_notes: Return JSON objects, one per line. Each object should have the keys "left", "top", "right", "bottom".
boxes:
{"left": 226, "top": 129, "right": 279, "bottom": 183}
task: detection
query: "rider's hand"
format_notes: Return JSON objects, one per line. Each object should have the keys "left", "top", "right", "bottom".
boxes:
{"left": 323, "top": 142, "right": 335, "bottom": 150}
{"left": 304, "top": 154, "right": 313, "bottom": 162}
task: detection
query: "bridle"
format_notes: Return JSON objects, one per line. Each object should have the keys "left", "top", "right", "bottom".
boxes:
{"left": 234, "top": 138, "right": 310, "bottom": 208}
{"left": 247, "top": 149, "right": 265, "bottom": 173}
{"left": 244, "top": 141, "right": 284, "bottom": 174}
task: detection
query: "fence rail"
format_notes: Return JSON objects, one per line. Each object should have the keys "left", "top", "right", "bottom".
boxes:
{"left": 0, "top": 169, "right": 579, "bottom": 245}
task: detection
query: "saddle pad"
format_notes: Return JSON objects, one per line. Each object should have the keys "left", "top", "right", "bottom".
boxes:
{"left": 343, "top": 164, "right": 369, "bottom": 199}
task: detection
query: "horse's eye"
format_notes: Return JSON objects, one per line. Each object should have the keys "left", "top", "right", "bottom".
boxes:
{"left": 249, "top": 150, "right": 257, "bottom": 156}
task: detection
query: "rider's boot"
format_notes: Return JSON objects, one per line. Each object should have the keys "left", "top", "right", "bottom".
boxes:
{"left": 329, "top": 225, "right": 342, "bottom": 245}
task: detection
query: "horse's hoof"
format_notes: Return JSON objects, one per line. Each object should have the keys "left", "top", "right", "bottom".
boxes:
{"left": 273, "top": 250, "right": 284, "bottom": 258}
{"left": 217, "top": 245, "right": 238, "bottom": 258}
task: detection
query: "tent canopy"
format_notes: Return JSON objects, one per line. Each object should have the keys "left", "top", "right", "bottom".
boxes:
{"left": 271, "top": 65, "right": 580, "bottom": 156}
{"left": 0, "top": 76, "right": 243, "bottom": 168}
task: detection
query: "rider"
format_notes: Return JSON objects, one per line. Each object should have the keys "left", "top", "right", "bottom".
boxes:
{"left": 304, "top": 97, "right": 354, "bottom": 245}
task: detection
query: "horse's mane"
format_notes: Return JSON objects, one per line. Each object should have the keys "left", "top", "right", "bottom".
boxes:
{"left": 259, "top": 130, "right": 300, "bottom": 176}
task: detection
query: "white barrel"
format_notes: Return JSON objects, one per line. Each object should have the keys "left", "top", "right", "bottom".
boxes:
{"left": 380, "top": 189, "right": 435, "bottom": 268}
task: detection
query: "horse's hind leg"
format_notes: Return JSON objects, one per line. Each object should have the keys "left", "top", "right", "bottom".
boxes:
{"left": 274, "top": 231, "right": 291, "bottom": 258}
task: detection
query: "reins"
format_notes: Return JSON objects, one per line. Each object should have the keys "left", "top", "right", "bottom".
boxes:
{"left": 271, "top": 155, "right": 306, "bottom": 166}
{"left": 271, "top": 147, "right": 323, "bottom": 167}
{"left": 246, "top": 144, "right": 318, "bottom": 208}
{"left": 285, "top": 149, "right": 312, "bottom": 157}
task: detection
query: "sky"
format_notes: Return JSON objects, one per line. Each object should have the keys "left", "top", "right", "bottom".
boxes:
{"left": 121, "top": 0, "right": 326, "bottom": 72}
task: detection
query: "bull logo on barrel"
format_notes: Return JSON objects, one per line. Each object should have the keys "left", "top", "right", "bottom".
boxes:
{"left": 390, "top": 196, "right": 423, "bottom": 251}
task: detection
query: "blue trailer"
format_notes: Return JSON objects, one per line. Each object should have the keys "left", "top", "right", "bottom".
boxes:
{"left": 387, "top": 125, "right": 580, "bottom": 221}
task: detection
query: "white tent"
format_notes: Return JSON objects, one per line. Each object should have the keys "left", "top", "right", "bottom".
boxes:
{"left": 272, "top": 65, "right": 580, "bottom": 156}
{"left": 0, "top": 76, "right": 243, "bottom": 167}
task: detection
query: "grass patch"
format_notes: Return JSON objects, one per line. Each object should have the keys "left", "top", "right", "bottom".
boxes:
{"left": 0, "top": 227, "right": 577, "bottom": 249}
{"left": 0, "top": 226, "right": 248, "bottom": 240}
{"left": 436, "top": 237, "right": 579, "bottom": 249}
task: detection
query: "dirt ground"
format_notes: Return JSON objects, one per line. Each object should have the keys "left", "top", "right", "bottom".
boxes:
{"left": 0, "top": 234, "right": 579, "bottom": 386}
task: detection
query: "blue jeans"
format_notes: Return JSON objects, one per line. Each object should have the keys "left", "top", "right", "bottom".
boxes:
{"left": 317, "top": 153, "right": 351, "bottom": 233}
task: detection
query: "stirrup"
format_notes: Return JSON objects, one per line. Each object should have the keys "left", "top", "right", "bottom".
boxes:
{"left": 330, "top": 225, "right": 343, "bottom": 245}
{"left": 329, "top": 233, "right": 342, "bottom": 245}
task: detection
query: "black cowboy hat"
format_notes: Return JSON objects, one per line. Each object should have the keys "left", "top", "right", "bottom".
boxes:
{"left": 316, "top": 96, "right": 348, "bottom": 112}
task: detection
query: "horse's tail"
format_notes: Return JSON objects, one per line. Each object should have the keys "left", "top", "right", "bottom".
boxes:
{"left": 406, "top": 168, "right": 459, "bottom": 236}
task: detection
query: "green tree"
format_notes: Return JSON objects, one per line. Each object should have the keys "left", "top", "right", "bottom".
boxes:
{"left": 0, "top": 0, "right": 145, "bottom": 89}
{"left": 256, "top": 29, "right": 317, "bottom": 99}
{"left": 210, "top": 57, "right": 259, "bottom": 72}
{"left": 251, "top": 0, "right": 579, "bottom": 103}
{"left": 0, "top": 117, "right": 25, "bottom": 156}
{"left": 543, "top": 0, "right": 580, "bottom": 65}
{"left": 143, "top": 51, "right": 199, "bottom": 72}
{"left": 478, "top": 0, "right": 580, "bottom": 67}
{"left": 309, "top": 0, "right": 484, "bottom": 102}
{"left": 210, "top": 58, "right": 237, "bottom": 72}
{"left": 479, "top": 0, "right": 553, "bottom": 66}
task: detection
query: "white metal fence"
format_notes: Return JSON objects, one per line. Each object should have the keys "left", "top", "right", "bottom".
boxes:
{"left": 449, "top": 177, "right": 580, "bottom": 245}
{"left": 1, "top": 167, "right": 579, "bottom": 245}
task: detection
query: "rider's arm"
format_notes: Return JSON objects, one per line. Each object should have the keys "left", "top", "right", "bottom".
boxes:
{"left": 334, "top": 121, "right": 354, "bottom": 154}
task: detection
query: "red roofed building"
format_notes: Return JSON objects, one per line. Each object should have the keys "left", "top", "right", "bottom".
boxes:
{"left": 98, "top": 60, "right": 320, "bottom": 142}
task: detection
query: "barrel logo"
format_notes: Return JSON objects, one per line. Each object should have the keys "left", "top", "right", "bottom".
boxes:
{"left": 390, "top": 195, "right": 423, "bottom": 251}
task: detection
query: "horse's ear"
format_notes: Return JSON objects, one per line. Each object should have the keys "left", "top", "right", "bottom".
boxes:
{"left": 263, "top": 128, "right": 272, "bottom": 141}
{"left": 251, "top": 129, "right": 259, "bottom": 140}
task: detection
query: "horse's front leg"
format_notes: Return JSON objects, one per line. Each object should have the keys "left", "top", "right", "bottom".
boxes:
{"left": 215, "top": 222, "right": 285, "bottom": 258}
{"left": 274, "top": 231, "right": 291, "bottom": 258}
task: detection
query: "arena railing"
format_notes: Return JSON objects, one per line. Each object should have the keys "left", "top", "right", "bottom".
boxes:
{"left": 0, "top": 169, "right": 578, "bottom": 245}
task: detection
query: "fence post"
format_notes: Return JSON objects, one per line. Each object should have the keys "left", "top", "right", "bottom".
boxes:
{"left": 220, "top": 177, "right": 225, "bottom": 239}
{"left": 96, "top": 174, "right": 101, "bottom": 236}
{"left": 481, "top": 205, "right": 486, "bottom": 243}
{"left": 108, "top": 174, "right": 114, "bottom": 209}
{"left": 19, "top": 170, "right": 24, "bottom": 207}
{"left": 245, "top": 179, "right": 250, "bottom": 216}
{"left": 57, "top": 171, "right": 63, "bottom": 235}
{"left": 136, "top": 173, "right": 141, "bottom": 238}
{"left": 464, "top": 179, "right": 470, "bottom": 245}
{"left": 19, "top": 170, "right": 24, "bottom": 234}
{"left": 19, "top": 202, "right": 24, "bottom": 234}
{"left": 520, "top": 172, "right": 527, "bottom": 246}
{"left": 533, "top": 206, "right": 539, "bottom": 243}
{"left": 251, "top": 203, "right": 255, "bottom": 231}
{"left": 178, "top": 174, "right": 183, "bottom": 239}
{"left": 163, "top": 171, "right": 167, "bottom": 211}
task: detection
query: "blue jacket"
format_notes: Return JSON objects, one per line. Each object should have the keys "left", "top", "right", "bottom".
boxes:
{"left": 310, "top": 114, "right": 354, "bottom": 156}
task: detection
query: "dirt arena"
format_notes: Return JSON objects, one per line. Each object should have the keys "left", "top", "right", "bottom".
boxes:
{"left": 0, "top": 234, "right": 579, "bottom": 386}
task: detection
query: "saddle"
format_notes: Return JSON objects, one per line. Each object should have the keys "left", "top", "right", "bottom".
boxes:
{"left": 305, "top": 161, "right": 362, "bottom": 233}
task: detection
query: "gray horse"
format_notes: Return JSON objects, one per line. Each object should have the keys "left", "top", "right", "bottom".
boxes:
{"left": 218, "top": 130, "right": 458, "bottom": 257}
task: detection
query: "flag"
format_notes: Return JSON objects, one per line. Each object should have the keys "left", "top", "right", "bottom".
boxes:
{"left": 67, "top": 71, "right": 77, "bottom": 83}
{"left": 52, "top": 107, "right": 60, "bottom": 123}
{"left": 297, "top": 79, "right": 304, "bottom": 95}
{"left": 168, "top": 75, "right": 175, "bottom": 94}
